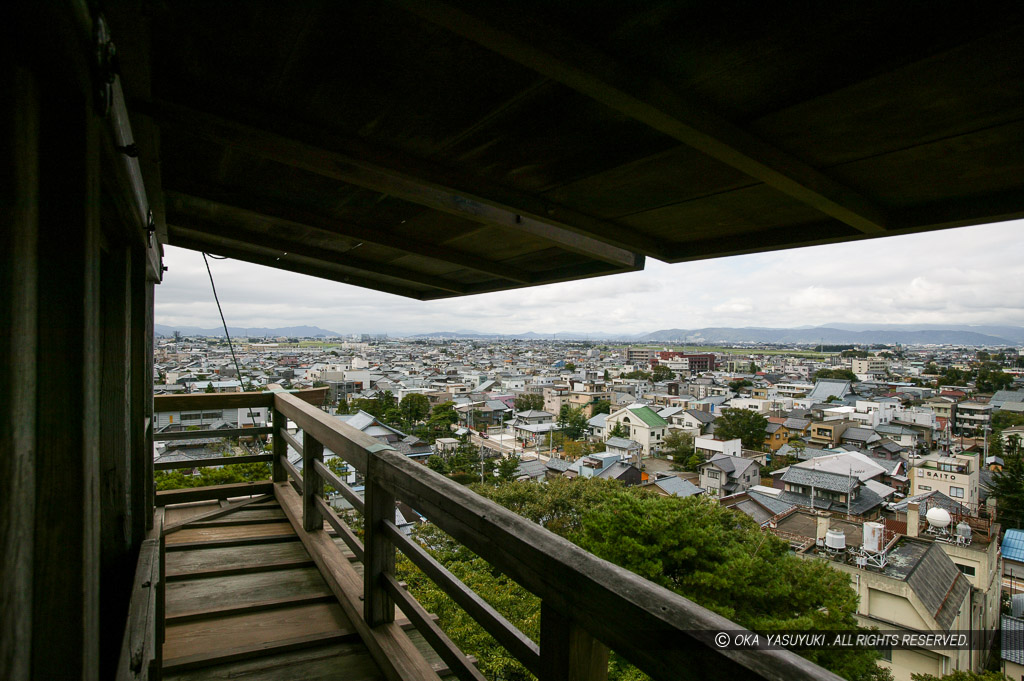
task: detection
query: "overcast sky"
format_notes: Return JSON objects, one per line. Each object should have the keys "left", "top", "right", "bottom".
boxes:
{"left": 156, "top": 220, "right": 1024, "bottom": 336}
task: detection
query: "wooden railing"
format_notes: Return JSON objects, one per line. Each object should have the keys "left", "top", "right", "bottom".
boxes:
{"left": 270, "top": 391, "right": 841, "bottom": 681}
{"left": 151, "top": 390, "right": 842, "bottom": 681}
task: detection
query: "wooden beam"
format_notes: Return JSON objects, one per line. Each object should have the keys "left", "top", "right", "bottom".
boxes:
{"left": 164, "top": 205, "right": 469, "bottom": 294}
{"left": 154, "top": 426, "right": 273, "bottom": 442}
{"left": 155, "top": 482, "right": 274, "bottom": 507}
{"left": 397, "top": 0, "right": 889, "bottom": 236}
{"left": 170, "top": 229, "right": 431, "bottom": 301}
{"left": 144, "top": 100, "right": 650, "bottom": 263}
{"left": 153, "top": 387, "right": 326, "bottom": 413}
{"left": 275, "top": 483, "right": 444, "bottom": 681}
{"left": 153, "top": 454, "right": 275, "bottom": 472}
{"left": 161, "top": 183, "right": 535, "bottom": 284}
{"left": 162, "top": 494, "right": 272, "bottom": 534}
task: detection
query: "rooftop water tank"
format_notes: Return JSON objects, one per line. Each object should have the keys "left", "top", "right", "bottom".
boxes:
{"left": 956, "top": 521, "right": 972, "bottom": 541}
{"left": 825, "top": 528, "right": 846, "bottom": 551}
{"left": 926, "top": 507, "right": 952, "bottom": 529}
{"left": 863, "top": 521, "right": 884, "bottom": 553}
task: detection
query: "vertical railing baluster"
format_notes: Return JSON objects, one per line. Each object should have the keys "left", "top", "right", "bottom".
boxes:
{"left": 539, "top": 602, "right": 609, "bottom": 681}
{"left": 364, "top": 453, "right": 396, "bottom": 626}
{"left": 302, "top": 431, "right": 324, "bottom": 532}
{"left": 272, "top": 406, "right": 286, "bottom": 483}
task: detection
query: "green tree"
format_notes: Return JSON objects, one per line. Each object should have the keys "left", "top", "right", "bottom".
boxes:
{"left": 621, "top": 369, "right": 652, "bottom": 380}
{"left": 663, "top": 430, "right": 701, "bottom": 470}
{"left": 426, "top": 401, "right": 459, "bottom": 441}
{"left": 986, "top": 450, "right": 1024, "bottom": 526}
{"left": 203, "top": 383, "right": 216, "bottom": 393}
{"left": 713, "top": 408, "right": 769, "bottom": 450}
{"left": 558, "top": 405, "right": 589, "bottom": 440}
{"left": 565, "top": 362, "right": 576, "bottom": 372}
{"left": 652, "top": 364, "right": 676, "bottom": 381}
{"left": 590, "top": 399, "right": 612, "bottom": 415}
{"left": 814, "top": 368, "right": 858, "bottom": 382}
{"left": 399, "top": 393, "right": 431, "bottom": 427}
{"left": 513, "top": 393, "right": 544, "bottom": 412}
{"left": 748, "top": 361, "right": 760, "bottom": 373}
{"left": 729, "top": 379, "right": 752, "bottom": 392}
{"left": 495, "top": 455, "right": 521, "bottom": 481}
{"left": 608, "top": 421, "right": 628, "bottom": 439}
{"left": 399, "top": 479, "right": 886, "bottom": 681}
{"left": 911, "top": 671, "right": 1009, "bottom": 681}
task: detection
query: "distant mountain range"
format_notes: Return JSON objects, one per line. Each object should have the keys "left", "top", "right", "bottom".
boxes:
{"left": 155, "top": 324, "right": 343, "bottom": 338}
{"left": 410, "top": 325, "right": 1024, "bottom": 345}
{"left": 154, "top": 323, "right": 1024, "bottom": 346}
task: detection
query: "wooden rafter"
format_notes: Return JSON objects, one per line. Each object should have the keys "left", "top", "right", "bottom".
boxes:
{"left": 396, "top": 0, "right": 891, "bottom": 236}
{"left": 165, "top": 199, "right": 471, "bottom": 294}
{"left": 142, "top": 100, "right": 651, "bottom": 265}
{"left": 162, "top": 186, "right": 535, "bottom": 285}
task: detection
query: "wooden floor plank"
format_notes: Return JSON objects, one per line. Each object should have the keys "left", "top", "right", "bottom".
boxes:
{"left": 165, "top": 521, "right": 294, "bottom": 545}
{"left": 163, "top": 602, "right": 357, "bottom": 668}
{"left": 167, "top": 541, "right": 312, "bottom": 579}
{"left": 164, "top": 501, "right": 223, "bottom": 527}
{"left": 165, "top": 567, "right": 332, "bottom": 618}
{"left": 164, "top": 642, "right": 384, "bottom": 681}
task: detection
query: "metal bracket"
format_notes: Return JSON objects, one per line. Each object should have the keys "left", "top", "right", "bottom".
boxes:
{"left": 93, "top": 14, "right": 118, "bottom": 118}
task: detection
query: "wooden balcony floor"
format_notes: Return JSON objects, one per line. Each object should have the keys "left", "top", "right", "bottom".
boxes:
{"left": 160, "top": 495, "right": 450, "bottom": 680}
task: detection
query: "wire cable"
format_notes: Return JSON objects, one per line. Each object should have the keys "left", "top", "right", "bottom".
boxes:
{"left": 202, "top": 253, "right": 261, "bottom": 448}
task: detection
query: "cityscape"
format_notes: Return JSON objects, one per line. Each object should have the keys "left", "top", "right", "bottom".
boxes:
{"left": 152, "top": 326, "right": 1024, "bottom": 681}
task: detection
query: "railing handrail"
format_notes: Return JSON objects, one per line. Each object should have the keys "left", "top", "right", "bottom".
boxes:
{"left": 272, "top": 392, "right": 842, "bottom": 681}
{"left": 153, "top": 387, "right": 327, "bottom": 414}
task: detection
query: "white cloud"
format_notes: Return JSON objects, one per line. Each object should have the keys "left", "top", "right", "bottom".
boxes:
{"left": 156, "top": 220, "right": 1024, "bottom": 334}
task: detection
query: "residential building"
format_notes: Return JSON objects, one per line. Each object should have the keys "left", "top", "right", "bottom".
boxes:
{"left": 694, "top": 436, "right": 742, "bottom": 459}
{"left": 605, "top": 404, "right": 669, "bottom": 457}
{"left": 956, "top": 401, "right": 992, "bottom": 436}
{"left": 909, "top": 452, "right": 981, "bottom": 511}
{"left": 698, "top": 454, "right": 761, "bottom": 498}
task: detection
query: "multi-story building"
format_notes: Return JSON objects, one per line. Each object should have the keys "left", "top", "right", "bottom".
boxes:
{"left": 909, "top": 452, "right": 981, "bottom": 512}
{"left": 657, "top": 352, "right": 717, "bottom": 373}
{"left": 851, "top": 357, "right": 889, "bottom": 375}
{"left": 955, "top": 401, "right": 992, "bottom": 436}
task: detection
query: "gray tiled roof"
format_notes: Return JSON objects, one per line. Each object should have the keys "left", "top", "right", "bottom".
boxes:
{"left": 905, "top": 542, "right": 970, "bottom": 631}
{"left": 890, "top": 490, "right": 968, "bottom": 516}
{"left": 651, "top": 476, "right": 705, "bottom": 498}
{"left": 780, "top": 467, "right": 856, "bottom": 493}
{"left": 777, "top": 486, "right": 883, "bottom": 516}
{"left": 1002, "top": 615, "right": 1024, "bottom": 665}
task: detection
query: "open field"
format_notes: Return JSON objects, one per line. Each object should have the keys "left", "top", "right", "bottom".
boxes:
{"left": 635, "top": 345, "right": 836, "bottom": 359}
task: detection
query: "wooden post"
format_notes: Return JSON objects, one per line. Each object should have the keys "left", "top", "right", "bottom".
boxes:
{"left": 364, "top": 455, "right": 395, "bottom": 627}
{"left": 128, "top": 244, "right": 149, "bottom": 546}
{"left": 539, "top": 602, "right": 609, "bottom": 681}
{"left": 302, "top": 432, "right": 324, "bottom": 532}
{"left": 32, "top": 76, "right": 103, "bottom": 680}
{"left": 272, "top": 407, "right": 287, "bottom": 483}
{"left": 99, "top": 245, "right": 133, "bottom": 679}
{"left": 1, "top": 65, "right": 40, "bottom": 681}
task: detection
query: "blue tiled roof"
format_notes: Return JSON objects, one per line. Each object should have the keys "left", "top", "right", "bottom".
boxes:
{"left": 1003, "top": 529, "right": 1024, "bottom": 563}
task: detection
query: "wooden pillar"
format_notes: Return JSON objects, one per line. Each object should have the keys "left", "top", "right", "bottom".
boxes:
{"left": 128, "top": 244, "right": 149, "bottom": 546}
{"left": 144, "top": 279, "right": 155, "bottom": 529}
{"left": 302, "top": 433, "right": 324, "bottom": 532}
{"left": 31, "top": 73, "right": 102, "bottom": 681}
{"left": 539, "top": 603, "right": 609, "bottom": 681}
{"left": 272, "top": 407, "right": 287, "bottom": 482}
{"left": 0, "top": 65, "right": 40, "bottom": 681}
{"left": 99, "top": 245, "right": 133, "bottom": 678}
{"left": 363, "top": 456, "right": 395, "bottom": 627}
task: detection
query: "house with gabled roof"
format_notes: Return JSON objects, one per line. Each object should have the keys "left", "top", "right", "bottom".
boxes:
{"left": 604, "top": 404, "right": 669, "bottom": 457}
{"left": 698, "top": 453, "right": 761, "bottom": 498}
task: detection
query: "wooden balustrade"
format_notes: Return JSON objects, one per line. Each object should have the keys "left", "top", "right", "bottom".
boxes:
{"left": 150, "top": 389, "right": 842, "bottom": 681}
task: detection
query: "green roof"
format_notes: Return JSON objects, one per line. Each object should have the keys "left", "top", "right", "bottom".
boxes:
{"left": 628, "top": 406, "right": 668, "bottom": 428}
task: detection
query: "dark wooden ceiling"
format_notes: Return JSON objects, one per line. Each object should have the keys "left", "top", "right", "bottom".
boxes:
{"left": 109, "top": 0, "right": 1024, "bottom": 300}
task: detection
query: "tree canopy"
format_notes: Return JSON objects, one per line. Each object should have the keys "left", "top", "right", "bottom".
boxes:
{"left": 651, "top": 364, "right": 675, "bottom": 381}
{"left": 813, "top": 368, "right": 858, "bottom": 382}
{"left": 513, "top": 393, "right": 544, "bottom": 412}
{"left": 713, "top": 408, "right": 769, "bottom": 450}
{"left": 399, "top": 478, "right": 886, "bottom": 681}
{"left": 558, "top": 404, "right": 589, "bottom": 440}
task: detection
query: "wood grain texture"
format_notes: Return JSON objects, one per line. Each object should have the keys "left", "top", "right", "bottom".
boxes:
{"left": 163, "top": 602, "right": 356, "bottom": 663}
{"left": 164, "top": 642, "right": 384, "bottom": 681}
{"left": 165, "top": 521, "right": 294, "bottom": 545}
{"left": 165, "top": 567, "right": 332, "bottom": 618}
{"left": 274, "top": 482, "right": 443, "bottom": 681}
